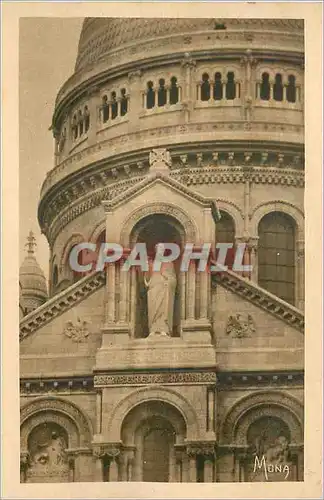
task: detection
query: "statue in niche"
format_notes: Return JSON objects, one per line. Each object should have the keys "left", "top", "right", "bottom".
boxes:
{"left": 27, "top": 424, "right": 69, "bottom": 482}
{"left": 144, "top": 258, "right": 177, "bottom": 337}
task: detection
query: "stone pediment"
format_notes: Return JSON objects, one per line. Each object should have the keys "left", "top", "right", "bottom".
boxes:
{"left": 214, "top": 269, "right": 304, "bottom": 333}
{"left": 20, "top": 271, "right": 106, "bottom": 341}
{"left": 101, "top": 171, "right": 220, "bottom": 218}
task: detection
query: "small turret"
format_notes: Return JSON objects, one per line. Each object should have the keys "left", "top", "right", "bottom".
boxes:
{"left": 19, "top": 231, "right": 48, "bottom": 315}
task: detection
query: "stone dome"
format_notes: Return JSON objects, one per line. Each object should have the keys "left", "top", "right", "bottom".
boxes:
{"left": 75, "top": 17, "right": 304, "bottom": 72}
{"left": 19, "top": 232, "right": 48, "bottom": 313}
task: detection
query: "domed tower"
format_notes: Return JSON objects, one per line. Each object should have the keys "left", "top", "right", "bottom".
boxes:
{"left": 39, "top": 17, "right": 304, "bottom": 308}
{"left": 20, "top": 18, "right": 304, "bottom": 484}
{"left": 19, "top": 231, "right": 48, "bottom": 314}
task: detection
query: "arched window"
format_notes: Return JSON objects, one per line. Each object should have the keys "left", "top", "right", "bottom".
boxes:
{"left": 260, "top": 72, "right": 270, "bottom": 100}
{"left": 120, "top": 88, "right": 128, "bottom": 116}
{"left": 158, "top": 79, "right": 167, "bottom": 107}
{"left": 201, "top": 73, "right": 210, "bottom": 101}
{"left": 213, "top": 72, "right": 223, "bottom": 100}
{"left": 258, "top": 212, "right": 295, "bottom": 305}
{"left": 226, "top": 72, "right": 236, "bottom": 100}
{"left": 216, "top": 211, "right": 236, "bottom": 270}
{"left": 286, "top": 75, "right": 296, "bottom": 103}
{"left": 84, "top": 106, "right": 90, "bottom": 132}
{"left": 169, "top": 77, "right": 179, "bottom": 105}
{"left": 273, "top": 73, "right": 283, "bottom": 101}
{"left": 111, "top": 91, "right": 118, "bottom": 119}
{"left": 102, "top": 95, "right": 109, "bottom": 122}
{"left": 146, "top": 81, "right": 155, "bottom": 109}
{"left": 52, "top": 265, "right": 58, "bottom": 288}
{"left": 78, "top": 110, "right": 83, "bottom": 136}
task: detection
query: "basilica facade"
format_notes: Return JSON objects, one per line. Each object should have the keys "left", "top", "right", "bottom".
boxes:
{"left": 19, "top": 18, "right": 304, "bottom": 483}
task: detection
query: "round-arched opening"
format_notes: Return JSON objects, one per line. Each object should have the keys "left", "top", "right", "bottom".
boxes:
{"left": 130, "top": 214, "right": 184, "bottom": 338}
{"left": 244, "top": 416, "right": 295, "bottom": 482}
{"left": 258, "top": 211, "right": 296, "bottom": 305}
{"left": 26, "top": 422, "right": 70, "bottom": 483}
{"left": 120, "top": 400, "right": 186, "bottom": 482}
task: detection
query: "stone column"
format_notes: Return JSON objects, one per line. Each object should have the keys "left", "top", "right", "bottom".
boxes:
{"left": 248, "top": 237, "right": 259, "bottom": 283}
{"left": 106, "top": 262, "right": 116, "bottom": 323}
{"left": 174, "top": 447, "right": 186, "bottom": 482}
{"left": 96, "top": 390, "right": 102, "bottom": 434}
{"left": 188, "top": 454, "right": 197, "bottom": 482}
{"left": 20, "top": 451, "right": 29, "bottom": 483}
{"left": 118, "top": 257, "right": 129, "bottom": 323}
{"left": 204, "top": 456, "right": 214, "bottom": 482}
{"left": 181, "top": 53, "right": 196, "bottom": 122}
{"left": 187, "top": 261, "right": 196, "bottom": 320}
{"left": 94, "top": 455, "right": 103, "bottom": 482}
{"left": 233, "top": 447, "right": 248, "bottom": 482}
{"left": 296, "top": 240, "right": 305, "bottom": 310}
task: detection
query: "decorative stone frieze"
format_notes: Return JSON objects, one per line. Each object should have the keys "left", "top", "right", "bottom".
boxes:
{"left": 94, "top": 371, "right": 217, "bottom": 387}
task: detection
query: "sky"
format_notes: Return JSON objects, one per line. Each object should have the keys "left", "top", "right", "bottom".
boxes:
{"left": 19, "top": 18, "right": 84, "bottom": 278}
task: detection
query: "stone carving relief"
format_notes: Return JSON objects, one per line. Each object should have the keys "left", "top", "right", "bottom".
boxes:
{"left": 63, "top": 318, "right": 89, "bottom": 342}
{"left": 149, "top": 148, "right": 172, "bottom": 171}
{"left": 26, "top": 423, "right": 70, "bottom": 483}
{"left": 226, "top": 313, "right": 256, "bottom": 338}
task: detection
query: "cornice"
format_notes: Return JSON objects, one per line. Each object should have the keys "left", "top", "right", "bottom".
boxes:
{"left": 213, "top": 269, "right": 304, "bottom": 333}
{"left": 19, "top": 369, "right": 303, "bottom": 395}
{"left": 40, "top": 124, "right": 304, "bottom": 207}
{"left": 19, "top": 271, "right": 106, "bottom": 340}
{"left": 40, "top": 161, "right": 304, "bottom": 245}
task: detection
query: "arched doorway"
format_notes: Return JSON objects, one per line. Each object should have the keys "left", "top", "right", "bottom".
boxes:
{"left": 130, "top": 214, "right": 184, "bottom": 338}
{"left": 121, "top": 400, "right": 187, "bottom": 482}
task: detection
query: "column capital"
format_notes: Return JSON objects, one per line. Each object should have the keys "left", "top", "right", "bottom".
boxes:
{"left": 181, "top": 52, "right": 196, "bottom": 68}
{"left": 128, "top": 69, "right": 143, "bottom": 82}
{"left": 296, "top": 240, "right": 305, "bottom": 256}
{"left": 92, "top": 442, "right": 122, "bottom": 459}
{"left": 186, "top": 441, "right": 216, "bottom": 457}
{"left": 20, "top": 451, "right": 30, "bottom": 469}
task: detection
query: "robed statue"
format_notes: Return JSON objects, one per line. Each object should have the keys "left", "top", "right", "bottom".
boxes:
{"left": 144, "top": 259, "right": 177, "bottom": 336}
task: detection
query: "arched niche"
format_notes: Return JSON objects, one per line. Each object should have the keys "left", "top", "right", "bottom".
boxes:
{"left": 25, "top": 421, "right": 70, "bottom": 483}
{"left": 130, "top": 213, "right": 184, "bottom": 338}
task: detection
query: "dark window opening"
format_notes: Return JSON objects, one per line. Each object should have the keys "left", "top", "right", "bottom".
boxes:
{"left": 258, "top": 212, "right": 295, "bottom": 305}
{"left": 169, "top": 77, "right": 179, "bottom": 105}
{"left": 146, "top": 81, "right": 155, "bottom": 109}
{"left": 260, "top": 72, "right": 270, "bottom": 100}
{"left": 213, "top": 72, "right": 223, "bottom": 100}
{"left": 120, "top": 88, "right": 128, "bottom": 116}
{"left": 158, "top": 79, "right": 167, "bottom": 107}
{"left": 273, "top": 73, "right": 283, "bottom": 101}
{"left": 102, "top": 95, "right": 109, "bottom": 122}
{"left": 201, "top": 73, "right": 210, "bottom": 101}
{"left": 226, "top": 71, "right": 236, "bottom": 100}
{"left": 286, "top": 75, "right": 296, "bottom": 103}
{"left": 84, "top": 106, "right": 90, "bottom": 132}
{"left": 111, "top": 91, "right": 118, "bottom": 119}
